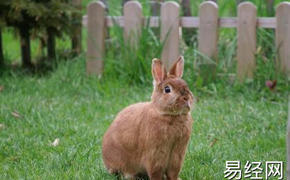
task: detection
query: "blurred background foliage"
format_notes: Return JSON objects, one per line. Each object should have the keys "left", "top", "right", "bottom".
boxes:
{"left": 0, "top": 0, "right": 289, "bottom": 95}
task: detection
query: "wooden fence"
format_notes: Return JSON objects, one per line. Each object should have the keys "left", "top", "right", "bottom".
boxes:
{"left": 83, "top": 1, "right": 290, "bottom": 80}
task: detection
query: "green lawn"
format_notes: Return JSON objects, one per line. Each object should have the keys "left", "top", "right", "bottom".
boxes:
{"left": 0, "top": 0, "right": 289, "bottom": 179}
{"left": 0, "top": 57, "right": 288, "bottom": 179}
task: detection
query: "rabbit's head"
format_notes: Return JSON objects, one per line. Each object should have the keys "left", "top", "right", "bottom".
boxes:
{"left": 151, "top": 56, "right": 194, "bottom": 115}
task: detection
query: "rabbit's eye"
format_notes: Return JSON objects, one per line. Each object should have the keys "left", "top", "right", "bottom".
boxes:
{"left": 164, "top": 86, "right": 171, "bottom": 93}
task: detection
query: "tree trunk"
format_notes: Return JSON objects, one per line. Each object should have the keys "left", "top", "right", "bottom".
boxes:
{"left": 0, "top": 28, "right": 4, "bottom": 66}
{"left": 72, "top": 0, "right": 82, "bottom": 55}
{"left": 47, "top": 28, "right": 56, "bottom": 60}
{"left": 19, "top": 27, "right": 32, "bottom": 68}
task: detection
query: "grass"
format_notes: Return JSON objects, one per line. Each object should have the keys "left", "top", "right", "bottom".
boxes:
{"left": 0, "top": 58, "right": 288, "bottom": 179}
{"left": 0, "top": 0, "right": 290, "bottom": 179}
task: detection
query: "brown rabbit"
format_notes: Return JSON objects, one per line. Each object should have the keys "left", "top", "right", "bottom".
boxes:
{"left": 102, "top": 56, "right": 194, "bottom": 180}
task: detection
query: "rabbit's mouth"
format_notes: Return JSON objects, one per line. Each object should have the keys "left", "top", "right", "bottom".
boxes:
{"left": 166, "top": 101, "right": 192, "bottom": 115}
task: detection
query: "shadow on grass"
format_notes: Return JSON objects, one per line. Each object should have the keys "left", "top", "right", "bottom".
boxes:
{"left": 0, "top": 52, "right": 83, "bottom": 77}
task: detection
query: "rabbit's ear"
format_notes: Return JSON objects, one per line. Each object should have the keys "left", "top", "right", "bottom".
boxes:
{"left": 169, "top": 56, "right": 184, "bottom": 78}
{"left": 152, "top": 58, "right": 166, "bottom": 83}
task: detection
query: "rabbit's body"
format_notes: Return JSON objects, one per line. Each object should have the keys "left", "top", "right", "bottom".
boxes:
{"left": 102, "top": 102, "right": 192, "bottom": 179}
{"left": 102, "top": 57, "right": 194, "bottom": 180}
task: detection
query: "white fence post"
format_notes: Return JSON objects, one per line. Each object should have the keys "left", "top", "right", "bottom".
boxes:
{"left": 198, "top": 1, "right": 218, "bottom": 80}
{"left": 276, "top": 2, "right": 290, "bottom": 77}
{"left": 123, "top": 1, "right": 143, "bottom": 48}
{"left": 161, "top": 1, "right": 180, "bottom": 71}
{"left": 237, "top": 2, "right": 257, "bottom": 81}
{"left": 86, "top": 1, "right": 106, "bottom": 75}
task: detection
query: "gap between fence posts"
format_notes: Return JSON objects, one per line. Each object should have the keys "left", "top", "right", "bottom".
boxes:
{"left": 237, "top": 2, "right": 257, "bottom": 81}
{"left": 72, "top": 0, "right": 82, "bottom": 55}
{"left": 276, "top": 2, "right": 290, "bottom": 78}
{"left": 150, "top": 1, "right": 163, "bottom": 38}
{"left": 123, "top": 1, "right": 143, "bottom": 48}
{"left": 198, "top": 1, "right": 218, "bottom": 81}
{"left": 150, "top": 1, "right": 163, "bottom": 16}
{"left": 86, "top": 1, "right": 106, "bottom": 75}
{"left": 161, "top": 1, "right": 180, "bottom": 71}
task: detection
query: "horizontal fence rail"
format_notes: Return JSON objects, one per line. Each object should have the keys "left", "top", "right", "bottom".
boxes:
{"left": 83, "top": 1, "right": 290, "bottom": 80}
{"left": 82, "top": 16, "right": 277, "bottom": 29}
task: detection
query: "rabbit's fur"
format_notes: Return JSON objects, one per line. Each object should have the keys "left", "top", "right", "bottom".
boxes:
{"left": 102, "top": 56, "right": 194, "bottom": 180}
